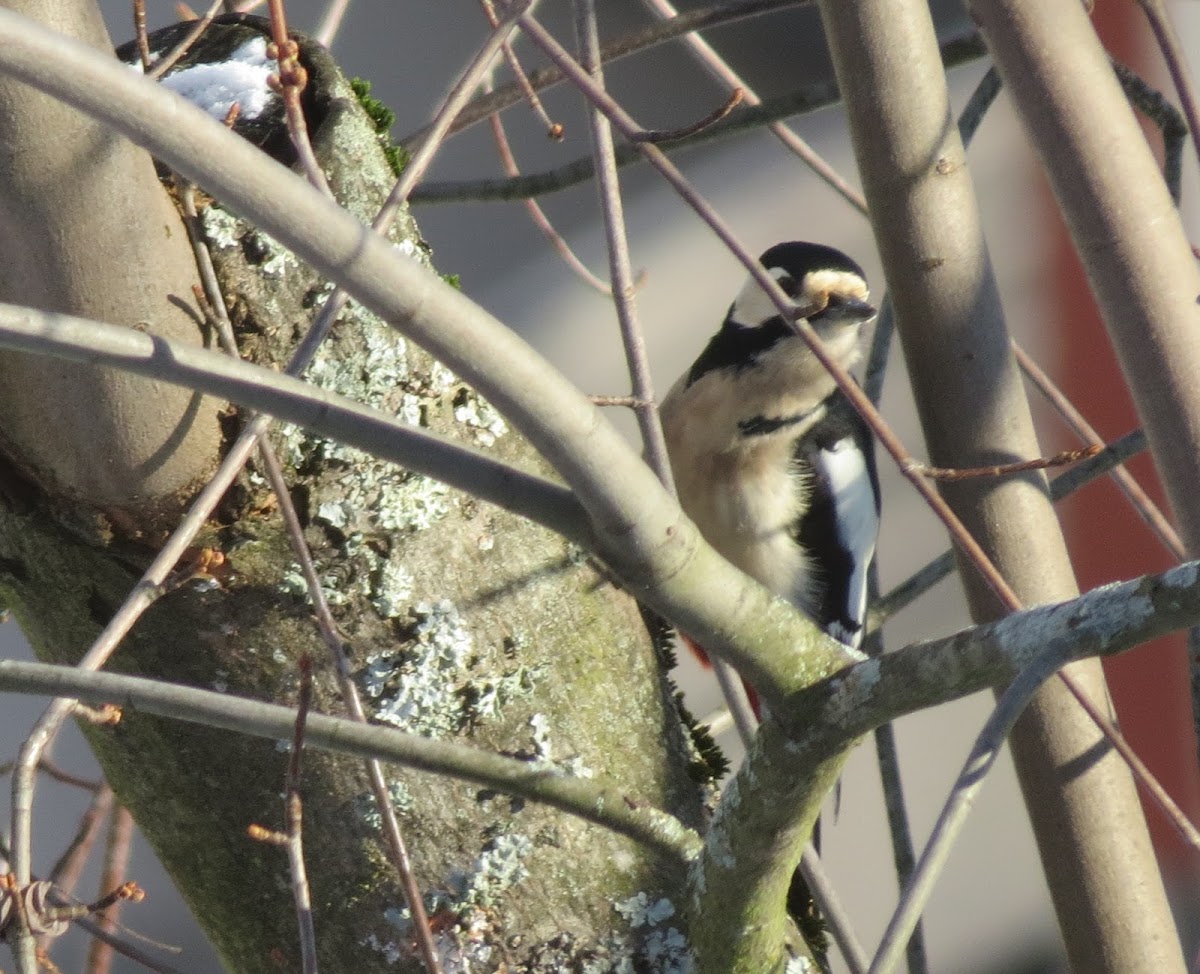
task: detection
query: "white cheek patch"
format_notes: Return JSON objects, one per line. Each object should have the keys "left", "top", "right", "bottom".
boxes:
{"left": 728, "top": 266, "right": 870, "bottom": 330}
{"left": 728, "top": 266, "right": 793, "bottom": 328}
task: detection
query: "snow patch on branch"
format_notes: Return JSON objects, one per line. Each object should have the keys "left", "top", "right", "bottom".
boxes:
{"left": 157, "top": 37, "right": 276, "bottom": 121}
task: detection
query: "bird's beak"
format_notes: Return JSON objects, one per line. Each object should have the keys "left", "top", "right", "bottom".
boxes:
{"left": 808, "top": 294, "right": 876, "bottom": 328}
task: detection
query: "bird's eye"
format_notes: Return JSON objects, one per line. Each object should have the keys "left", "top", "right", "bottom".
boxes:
{"left": 776, "top": 274, "right": 798, "bottom": 297}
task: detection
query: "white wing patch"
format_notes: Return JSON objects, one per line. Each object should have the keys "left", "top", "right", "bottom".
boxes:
{"left": 815, "top": 436, "right": 878, "bottom": 648}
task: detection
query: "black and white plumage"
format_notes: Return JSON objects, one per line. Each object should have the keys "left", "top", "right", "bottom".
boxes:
{"left": 660, "top": 241, "right": 880, "bottom": 660}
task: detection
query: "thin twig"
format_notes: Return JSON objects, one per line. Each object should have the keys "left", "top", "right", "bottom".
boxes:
{"left": 956, "top": 65, "right": 1002, "bottom": 146}
{"left": 1111, "top": 60, "right": 1188, "bottom": 206}
{"left": 590, "top": 394, "right": 652, "bottom": 408}
{"left": 514, "top": 6, "right": 1021, "bottom": 668}
{"left": 871, "top": 725, "right": 925, "bottom": 973}
{"left": 146, "top": 0, "right": 225, "bottom": 81}
{"left": 920, "top": 44, "right": 1197, "bottom": 864}
{"left": 862, "top": 587, "right": 927, "bottom": 974}
{"left": 572, "top": 7, "right": 867, "bottom": 964}
{"left": 870, "top": 427, "right": 1152, "bottom": 632}
{"left": 265, "top": 434, "right": 452, "bottom": 971}
{"left": 403, "top": 0, "right": 972, "bottom": 151}
{"left": 867, "top": 646, "right": 1066, "bottom": 974}
{"left": 407, "top": 29, "right": 989, "bottom": 205}
{"left": 710, "top": 656, "right": 760, "bottom": 747}
{"left": 8, "top": 113, "right": 372, "bottom": 949}
{"left": 0, "top": 660, "right": 702, "bottom": 865}
{"left": 408, "top": 84, "right": 838, "bottom": 204}
{"left": 0, "top": 758, "right": 101, "bottom": 793}
{"left": 575, "top": 0, "right": 764, "bottom": 761}
{"left": 391, "top": 0, "right": 536, "bottom": 212}
{"left": 572, "top": 0, "right": 673, "bottom": 493}
{"left": 798, "top": 845, "right": 870, "bottom": 974}
{"left": 479, "top": 0, "right": 562, "bottom": 139}
{"left": 633, "top": 0, "right": 865, "bottom": 209}
{"left": 85, "top": 805, "right": 134, "bottom": 974}
{"left": 629, "top": 88, "right": 744, "bottom": 144}
{"left": 265, "top": 0, "right": 328, "bottom": 192}
{"left": 0, "top": 306, "right": 583, "bottom": 543}
{"left": 1014, "top": 342, "right": 1186, "bottom": 560}
{"left": 286, "top": 656, "right": 318, "bottom": 974}
{"left": 30, "top": 889, "right": 184, "bottom": 973}
{"left": 482, "top": 76, "right": 613, "bottom": 294}
{"left": 313, "top": 0, "right": 353, "bottom": 47}
{"left": 910, "top": 444, "right": 1102, "bottom": 481}
{"left": 862, "top": 297, "right": 894, "bottom": 407}
{"left": 47, "top": 787, "right": 113, "bottom": 893}
{"left": 1130, "top": 0, "right": 1200, "bottom": 190}
{"left": 132, "top": 0, "right": 152, "bottom": 72}
{"left": 33, "top": 882, "right": 144, "bottom": 933}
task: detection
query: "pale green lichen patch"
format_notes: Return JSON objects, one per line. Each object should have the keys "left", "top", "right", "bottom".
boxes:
{"left": 452, "top": 387, "right": 508, "bottom": 447}
{"left": 354, "top": 778, "right": 414, "bottom": 828}
{"left": 255, "top": 233, "right": 295, "bottom": 277}
{"left": 360, "top": 931, "right": 403, "bottom": 964}
{"left": 363, "top": 599, "right": 472, "bottom": 736}
{"left": 369, "top": 553, "right": 415, "bottom": 618}
{"left": 302, "top": 302, "right": 411, "bottom": 401}
{"left": 644, "top": 806, "right": 703, "bottom": 860}
{"left": 200, "top": 205, "right": 242, "bottom": 249}
{"left": 279, "top": 426, "right": 452, "bottom": 534}
{"left": 361, "top": 600, "right": 540, "bottom": 736}
{"left": 528, "top": 712, "right": 595, "bottom": 778}
{"left": 381, "top": 830, "right": 532, "bottom": 935}
{"left": 615, "top": 892, "right": 675, "bottom": 927}
{"left": 587, "top": 893, "right": 694, "bottom": 974}
{"left": 822, "top": 656, "right": 881, "bottom": 729}
{"left": 372, "top": 831, "right": 533, "bottom": 967}
{"left": 199, "top": 205, "right": 295, "bottom": 277}
{"left": 461, "top": 832, "right": 533, "bottom": 906}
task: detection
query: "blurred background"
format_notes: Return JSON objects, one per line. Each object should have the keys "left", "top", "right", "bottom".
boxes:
{"left": 1, "top": 1, "right": 1197, "bottom": 971}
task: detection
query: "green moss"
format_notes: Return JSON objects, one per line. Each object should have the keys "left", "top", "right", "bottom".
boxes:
{"left": 349, "top": 76, "right": 410, "bottom": 177}
{"left": 349, "top": 76, "right": 395, "bottom": 132}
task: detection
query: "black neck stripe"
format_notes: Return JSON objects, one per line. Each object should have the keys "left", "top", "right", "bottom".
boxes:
{"left": 738, "top": 413, "right": 807, "bottom": 437}
{"left": 686, "top": 316, "right": 792, "bottom": 387}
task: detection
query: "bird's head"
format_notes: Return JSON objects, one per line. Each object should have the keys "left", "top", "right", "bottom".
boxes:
{"left": 686, "top": 242, "right": 876, "bottom": 389}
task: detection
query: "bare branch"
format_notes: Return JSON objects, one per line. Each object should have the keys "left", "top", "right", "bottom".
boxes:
{"left": 400, "top": 0, "right": 821, "bottom": 148}
{"left": 284, "top": 656, "right": 318, "bottom": 974}
{"left": 313, "top": 0, "right": 352, "bottom": 46}
{"left": 407, "top": 30, "right": 987, "bottom": 205}
{"left": 0, "top": 660, "right": 703, "bottom": 865}
{"left": 84, "top": 805, "right": 133, "bottom": 974}
{"left": 1014, "top": 342, "right": 1186, "bottom": 560}
{"left": 867, "top": 647, "right": 1066, "bottom": 974}
{"left": 0, "top": 303, "right": 587, "bottom": 545}
{"left": 1133, "top": 0, "right": 1200, "bottom": 181}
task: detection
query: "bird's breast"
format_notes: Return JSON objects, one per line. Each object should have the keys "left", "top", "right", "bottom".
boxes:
{"left": 672, "top": 439, "right": 814, "bottom": 610}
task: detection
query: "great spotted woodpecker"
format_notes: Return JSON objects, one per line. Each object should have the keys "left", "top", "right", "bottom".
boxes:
{"left": 659, "top": 242, "right": 881, "bottom": 709}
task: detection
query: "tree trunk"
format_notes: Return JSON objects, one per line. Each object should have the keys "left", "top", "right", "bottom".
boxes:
{"left": 0, "top": 16, "right": 705, "bottom": 972}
